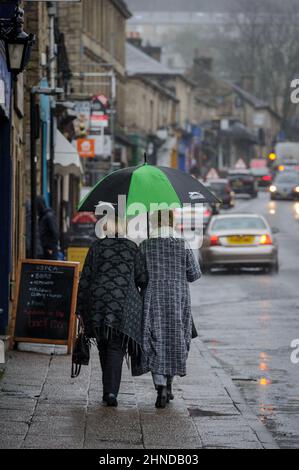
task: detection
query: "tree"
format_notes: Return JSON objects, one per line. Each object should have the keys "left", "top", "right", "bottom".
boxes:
{"left": 219, "top": 0, "right": 299, "bottom": 132}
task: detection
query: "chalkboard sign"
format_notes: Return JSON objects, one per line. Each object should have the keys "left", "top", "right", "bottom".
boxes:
{"left": 13, "top": 260, "right": 80, "bottom": 353}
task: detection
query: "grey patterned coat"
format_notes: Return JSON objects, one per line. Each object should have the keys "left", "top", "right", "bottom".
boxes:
{"left": 134, "top": 235, "right": 201, "bottom": 377}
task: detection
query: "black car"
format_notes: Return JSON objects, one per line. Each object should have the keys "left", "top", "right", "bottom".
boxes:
{"left": 208, "top": 178, "right": 235, "bottom": 208}
{"left": 228, "top": 170, "right": 258, "bottom": 198}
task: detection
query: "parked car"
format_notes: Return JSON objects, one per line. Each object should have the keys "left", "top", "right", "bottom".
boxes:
{"left": 269, "top": 171, "right": 299, "bottom": 200}
{"left": 228, "top": 170, "right": 258, "bottom": 198}
{"left": 202, "top": 180, "right": 221, "bottom": 214}
{"left": 208, "top": 178, "right": 235, "bottom": 208}
{"left": 250, "top": 168, "right": 273, "bottom": 188}
{"left": 201, "top": 213, "right": 279, "bottom": 273}
{"left": 174, "top": 204, "right": 213, "bottom": 234}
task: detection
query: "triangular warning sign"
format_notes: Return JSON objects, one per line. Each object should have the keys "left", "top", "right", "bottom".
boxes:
{"left": 234, "top": 158, "right": 247, "bottom": 170}
{"left": 206, "top": 168, "right": 219, "bottom": 180}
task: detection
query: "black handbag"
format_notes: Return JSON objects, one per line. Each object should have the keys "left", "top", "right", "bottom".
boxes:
{"left": 71, "top": 318, "right": 90, "bottom": 378}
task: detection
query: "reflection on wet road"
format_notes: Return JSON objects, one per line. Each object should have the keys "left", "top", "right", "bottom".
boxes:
{"left": 191, "top": 191, "right": 299, "bottom": 448}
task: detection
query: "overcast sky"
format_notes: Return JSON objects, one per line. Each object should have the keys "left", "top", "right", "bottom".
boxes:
{"left": 126, "top": 0, "right": 290, "bottom": 13}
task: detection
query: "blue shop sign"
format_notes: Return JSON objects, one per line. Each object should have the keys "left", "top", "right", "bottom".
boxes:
{"left": 0, "top": 43, "right": 11, "bottom": 119}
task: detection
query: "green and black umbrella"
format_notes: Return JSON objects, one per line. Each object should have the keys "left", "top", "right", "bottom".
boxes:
{"left": 78, "top": 163, "right": 219, "bottom": 213}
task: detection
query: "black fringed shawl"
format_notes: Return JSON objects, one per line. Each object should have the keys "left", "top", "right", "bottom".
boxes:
{"left": 76, "top": 237, "right": 143, "bottom": 354}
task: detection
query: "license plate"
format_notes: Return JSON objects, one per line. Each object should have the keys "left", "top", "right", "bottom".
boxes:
{"left": 232, "top": 181, "right": 243, "bottom": 188}
{"left": 227, "top": 235, "right": 255, "bottom": 245}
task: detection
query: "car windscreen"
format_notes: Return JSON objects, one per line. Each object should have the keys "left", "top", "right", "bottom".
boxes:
{"left": 275, "top": 173, "right": 298, "bottom": 184}
{"left": 229, "top": 174, "right": 254, "bottom": 181}
{"left": 211, "top": 217, "right": 267, "bottom": 231}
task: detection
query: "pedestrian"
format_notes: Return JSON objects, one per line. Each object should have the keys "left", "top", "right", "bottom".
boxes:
{"left": 76, "top": 214, "right": 141, "bottom": 407}
{"left": 25, "top": 200, "right": 43, "bottom": 259}
{"left": 36, "top": 196, "right": 59, "bottom": 260}
{"left": 133, "top": 210, "right": 201, "bottom": 408}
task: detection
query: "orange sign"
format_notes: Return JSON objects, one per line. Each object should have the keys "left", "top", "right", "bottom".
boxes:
{"left": 77, "top": 138, "right": 95, "bottom": 158}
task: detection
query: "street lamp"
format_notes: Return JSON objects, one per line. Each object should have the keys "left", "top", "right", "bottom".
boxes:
{"left": 0, "top": 2, "right": 35, "bottom": 76}
{"left": 4, "top": 30, "right": 34, "bottom": 75}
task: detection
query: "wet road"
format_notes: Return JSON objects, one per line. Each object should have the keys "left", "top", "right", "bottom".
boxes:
{"left": 191, "top": 191, "right": 299, "bottom": 448}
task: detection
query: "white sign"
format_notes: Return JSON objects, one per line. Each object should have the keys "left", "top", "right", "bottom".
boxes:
{"left": 220, "top": 119, "right": 229, "bottom": 131}
{"left": 82, "top": 134, "right": 112, "bottom": 158}
{"left": 206, "top": 168, "right": 219, "bottom": 180}
{"left": 0, "top": 79, "right": 5, "bottom": 105}
{"left": 253, "top": 113, "right": 265, "bottom": 127}
{"left": 234, "top": 158, "right": 247, "bottom": 170}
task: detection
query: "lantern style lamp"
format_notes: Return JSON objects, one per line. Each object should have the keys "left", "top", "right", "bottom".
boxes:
{"left": 4, "top": 30, "right": 34, "bottom": 75}
{"left": 0, "top": 4, "right": 35, "bottom": 76}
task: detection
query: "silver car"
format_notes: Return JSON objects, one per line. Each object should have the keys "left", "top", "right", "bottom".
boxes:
{"left": 201, "top": 213, "right": 279, "bottom": 273}
{"left": 269, "top": 171, "right": 299, "bottom": 200}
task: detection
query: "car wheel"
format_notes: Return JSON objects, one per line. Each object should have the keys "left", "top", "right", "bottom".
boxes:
{"left": 265, "top": 262, "right": 279, "bottom": 274}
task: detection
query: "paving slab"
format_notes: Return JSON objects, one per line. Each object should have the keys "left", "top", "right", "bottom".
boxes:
{"left": 0, "top": 337, "right": 279, "bottom": 449}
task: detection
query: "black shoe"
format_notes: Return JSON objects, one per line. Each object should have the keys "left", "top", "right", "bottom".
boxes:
{"left": 155, "top": 386, "right": 168, "bottom": 409}
{"left": 103, "top": 393, "right": 118, "bottom": 407}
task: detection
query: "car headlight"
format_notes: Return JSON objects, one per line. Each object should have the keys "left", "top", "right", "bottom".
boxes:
{"left": 269, "top": 185, "right": 277, "bottom": 193}
{"left": 295, "top": 186, "right": 299, "bottom": 193}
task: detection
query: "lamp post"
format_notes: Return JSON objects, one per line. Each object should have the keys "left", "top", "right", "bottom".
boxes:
{"left": 0, "top": 2, "right": 35, "bottom": 77}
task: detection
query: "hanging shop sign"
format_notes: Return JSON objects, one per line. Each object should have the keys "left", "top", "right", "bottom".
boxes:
{"left": 77, "top": 138, "right": 95, "bottom": 158}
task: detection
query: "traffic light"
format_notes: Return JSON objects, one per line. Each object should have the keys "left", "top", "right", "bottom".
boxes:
{"left": 268, "top": 152, "right": 277, "bottom": 162}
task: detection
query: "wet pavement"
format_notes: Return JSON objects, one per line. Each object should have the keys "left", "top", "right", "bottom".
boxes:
{"left": 0, "top": 335, "right": 277, "bottom": 449}
{"left": 191, "top": 191, "right": 299, "bottom": 448}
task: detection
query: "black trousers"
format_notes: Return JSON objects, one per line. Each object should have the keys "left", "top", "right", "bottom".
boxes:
{"left": 97, "top": 334, "right": 126, "bottom": 397}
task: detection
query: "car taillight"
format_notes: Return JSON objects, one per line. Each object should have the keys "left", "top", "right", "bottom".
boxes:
{"left": 262, "top": 175, "right": 272, "bottom": 182}
{"left": 204, "top": 208, "right": 212, "bottom": 218}
{"left": 259, "top": 234, "right": 273, "bottom": 245}
{"left": 210, "top": 235, "right": 219, "bottom": 246}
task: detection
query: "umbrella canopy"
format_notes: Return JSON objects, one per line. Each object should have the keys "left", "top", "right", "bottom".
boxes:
{"left": 78, "top": 163, "right": 219, "bottom": 213}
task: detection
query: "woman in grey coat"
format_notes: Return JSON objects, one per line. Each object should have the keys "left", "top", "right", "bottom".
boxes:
{"left": 134, "top": 210, "right": 201, "bottom": 408}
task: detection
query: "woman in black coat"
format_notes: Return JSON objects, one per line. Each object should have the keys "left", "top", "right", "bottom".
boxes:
{"left": 76, "top": 217, "right": 138, "bottom": 407}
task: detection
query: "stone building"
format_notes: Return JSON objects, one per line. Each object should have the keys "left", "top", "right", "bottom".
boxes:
{"left": 57, "top": 0, "right": 132, "bottom": 173}
{"left": 126, "top": 40, "right": 199, "bottom": 168}
{"left": 190, "top": 57, "right": 281, "bottom": 171}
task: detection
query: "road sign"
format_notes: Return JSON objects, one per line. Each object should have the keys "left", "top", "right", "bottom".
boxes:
{"left": 77, "top": 138, "right": 95, "bottom": 158}
{"left": 234, "top": 158, "right": 247, "bottom": 170}
{"left": 206, "top": 168, "right": 219, "bottom": 180}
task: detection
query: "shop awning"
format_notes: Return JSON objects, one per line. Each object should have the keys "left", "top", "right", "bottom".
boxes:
{"left": 54, "top": 130, "right": 83, "bottom": 177}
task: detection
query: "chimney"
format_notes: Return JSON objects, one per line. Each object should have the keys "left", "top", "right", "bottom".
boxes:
{"left": 142, "top": 42, "right": 162, "bottom": 62}
{"left": 127, "top": 31, "right": 142, "bottom": 49}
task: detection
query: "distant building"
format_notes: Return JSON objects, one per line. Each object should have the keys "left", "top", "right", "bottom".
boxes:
{"left": 190, "top": 56, "right": 281, "bottom": 170}
{"left": 126, "top": 40, "right": 200, "bottom": 169}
